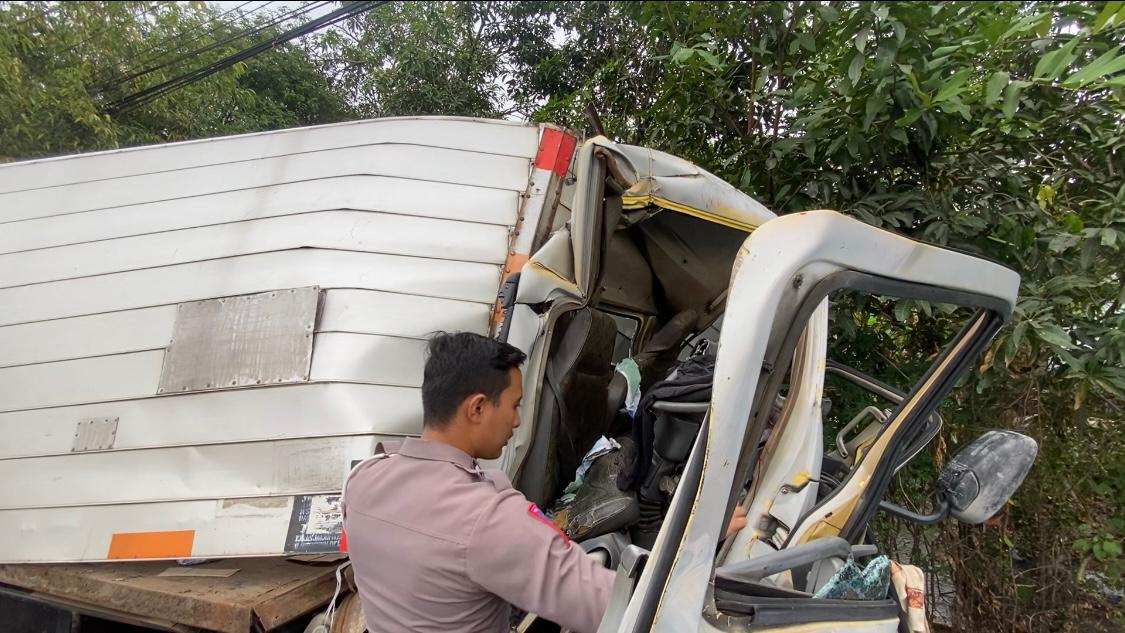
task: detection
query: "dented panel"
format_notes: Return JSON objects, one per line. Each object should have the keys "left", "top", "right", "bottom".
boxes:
{"left": 0, "top": 117, "right": 529, "bottom": 563}
{"left": 0, "top": 117, "right": 539, "bottom": 195}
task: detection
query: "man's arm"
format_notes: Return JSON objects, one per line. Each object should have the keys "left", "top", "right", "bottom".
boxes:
{"left": 466, "top": 488, "right": 615, "bottom": 633}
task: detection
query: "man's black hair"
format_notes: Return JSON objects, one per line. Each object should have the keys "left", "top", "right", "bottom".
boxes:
{"left": 422, "top": 332, "right": 527, "bottom": 428}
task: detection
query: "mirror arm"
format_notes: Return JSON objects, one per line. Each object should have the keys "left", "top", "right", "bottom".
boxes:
{"left": 878, "top": 496, "right": 949, "bottom": 525}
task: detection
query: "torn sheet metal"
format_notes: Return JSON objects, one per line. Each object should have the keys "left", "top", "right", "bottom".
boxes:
{"left": 524, "top": 136, "right": 776, "bottom": 302}
{"left": 605, "top": 140, "right": 775, "bottom": 231}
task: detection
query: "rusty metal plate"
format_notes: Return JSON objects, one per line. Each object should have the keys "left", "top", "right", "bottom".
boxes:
{"left": 158, "top": 287, "right": 319, "bottom": 394}
{"left": 0, "top": 557, "right": 339, "bottom": 633}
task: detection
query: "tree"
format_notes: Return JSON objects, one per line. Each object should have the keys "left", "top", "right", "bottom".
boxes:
{"left": 313, "top": 1, "right": 560, "bottom": 119}
{"left": 321, "top": 2, "right": 1125, "bottom": 629}
{"left": 3, "top": 1, "right": 1122, "bottom": 628}
{"left": 0, "top": 1, "right": 350, "bottom": 160}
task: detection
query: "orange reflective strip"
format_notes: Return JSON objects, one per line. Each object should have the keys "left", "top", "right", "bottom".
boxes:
{"left": 108, "top": 530, "right": 195, "bottom": 559}
{"left": 504, "top": 253, "right": 530, "bottom": 280}
{"left": 491, "top": 252, "right": 531, "bottom": 332}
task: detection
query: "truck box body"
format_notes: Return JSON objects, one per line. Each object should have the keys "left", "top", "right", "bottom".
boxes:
{"left": 0, "top": 117, "right": 566, "bottom": 563}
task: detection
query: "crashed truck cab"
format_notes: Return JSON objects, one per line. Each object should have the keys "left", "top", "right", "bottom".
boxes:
{"left": 496, "top": 136, "right": 1035, "bottom": 632}
{"left": 0, "top": 117, "right": 1035, "bottom": 632}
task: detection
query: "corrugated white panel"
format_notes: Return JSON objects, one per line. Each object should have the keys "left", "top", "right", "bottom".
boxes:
{"left": 318, "top": 289, "right": 490, "bottom": 338}
{"left": 0, "top": 290, "right": 490, "bottom": 368}
{"left": 0, "top": 144, "right": 531, "bottom": 224}
{"left": 0, "top": 211, "right": 509, "bottom": 289}
{"left": 0, "top": 351, "right": 164, "bottom": 413}
{"left": 0, "top": 435, "right": 385, "bottom": 510}
{"left": 0, "top": 306, "right": 175, "bottom": 368}
{"left": 0, "top": 117, "right": 539, "bottom": 195}
{"left": 310, "top": 333, "right": 427, "bottom": 388}
{"left": 0, "top": 383, "right": 422, "bottom": 460}
{"left": 1, "top": 249, "right": 501, "bottom": 327}
{"left": 0, "top": 497, "right": 298, "bottom": 562}
{"left": 0, "top": 291, "right": 489, "bottom": 369}
{"left": 0, "top": 176, "right": 520, "bottom": 255}
{"left": 0, "top": 333, "right": 428, "bottom": 413}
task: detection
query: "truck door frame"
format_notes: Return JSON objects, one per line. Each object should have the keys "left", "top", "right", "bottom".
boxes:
{"left": 608, "top": 210, "right": 1019, "bottom": 633}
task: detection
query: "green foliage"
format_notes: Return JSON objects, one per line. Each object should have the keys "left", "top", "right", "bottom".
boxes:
{"left": 0, "top": 1, "right": 349, "bottom": 160}
{"left": 312, "top": 1, "right": 557, "bottom": 118}
{"left": 3, "top": 1, "right": 1123, "bottom": 629}
{"left": 316, "top": 2, "right": 1124, "bottom": 628}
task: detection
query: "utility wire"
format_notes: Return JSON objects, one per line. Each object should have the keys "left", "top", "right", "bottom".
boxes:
{"left": 105, "top": 1, "right": 328, "bottom": 90}
{"left": 121, "top": 0, "right": 260, "bottom": 75}
{"left": 107, "top": 1, "right": 320, "bottom": 88}
{"left": 95, "top": 1, "right": 266, "bottom": 91}
{"left": 105, "top": 1, "right": 384, "bottom": 114}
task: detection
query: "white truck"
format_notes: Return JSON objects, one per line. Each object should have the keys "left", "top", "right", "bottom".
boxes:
{"left": 0, "top": 117, "right": 1035, "bottom": 632}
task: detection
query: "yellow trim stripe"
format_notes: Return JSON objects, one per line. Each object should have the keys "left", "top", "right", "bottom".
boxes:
{"left": 620, "top": 195, "right": 759, "bottom": 232}
{"left": 797, "top": 313, "right": 988, "bottom": 543}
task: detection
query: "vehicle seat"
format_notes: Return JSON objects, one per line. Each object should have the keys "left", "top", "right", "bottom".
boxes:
{"left": 521, "top": 308, "right": 618, "bottom": 507}
{"left": 604, "top": 309, "right": 699, "bottom": 431}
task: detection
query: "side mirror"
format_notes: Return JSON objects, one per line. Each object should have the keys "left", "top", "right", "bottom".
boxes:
{"left": 880, "top": 430, "right": 1037, "bottom": 525}
{"left": 938, "top": 429, "right": 1038, "bottom": 524}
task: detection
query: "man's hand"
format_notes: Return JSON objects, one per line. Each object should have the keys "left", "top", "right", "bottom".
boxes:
{"left": 726, "top": 505, "right": 748, "bottom": 539}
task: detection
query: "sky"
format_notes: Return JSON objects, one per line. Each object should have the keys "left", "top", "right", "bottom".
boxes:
{"left": 209, "top": 1, "right": 338, "bottom": 36}
{"left": 211, "top": 0, "right": 333, "bottom": 19}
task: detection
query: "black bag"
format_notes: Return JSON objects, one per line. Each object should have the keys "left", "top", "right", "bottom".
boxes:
{"left": 617, "top": 352, "right": 715, "bottom": 496}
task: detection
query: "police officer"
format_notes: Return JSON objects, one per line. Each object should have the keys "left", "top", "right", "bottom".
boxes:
{"left": 343, "top": 332, "right": 613, "bottom": 633}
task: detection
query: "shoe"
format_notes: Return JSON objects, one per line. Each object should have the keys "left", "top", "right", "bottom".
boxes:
{"left": 565, "top": 438, "right": 640, "bottom": 540}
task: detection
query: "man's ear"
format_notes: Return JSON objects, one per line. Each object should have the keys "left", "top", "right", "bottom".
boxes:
{"left": 463, "top": 393, "right": 489, "bottom": 424}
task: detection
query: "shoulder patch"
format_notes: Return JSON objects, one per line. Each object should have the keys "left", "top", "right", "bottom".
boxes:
{"left": 527, "top": 503, "right": 571, "bottom": 546}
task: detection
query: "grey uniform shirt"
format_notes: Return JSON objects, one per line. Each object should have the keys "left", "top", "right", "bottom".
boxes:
{"left": 343, "top": 437, "right": 614, "bottom": 633}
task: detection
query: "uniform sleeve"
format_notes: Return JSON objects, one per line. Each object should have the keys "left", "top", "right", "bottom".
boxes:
{"left": 466, "top": 488, "right": 616, "bottom": 633}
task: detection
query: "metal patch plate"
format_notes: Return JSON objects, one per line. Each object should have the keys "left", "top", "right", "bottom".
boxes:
{"left": 158, "top": 287, "right": 319, "bottom": 394}
{"left": 72, "top": 417, "right": 119, "bottom": 452}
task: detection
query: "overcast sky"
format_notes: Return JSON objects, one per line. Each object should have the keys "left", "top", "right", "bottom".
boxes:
{"left": 209, "top": 1, "right": 337, "bottom": 30}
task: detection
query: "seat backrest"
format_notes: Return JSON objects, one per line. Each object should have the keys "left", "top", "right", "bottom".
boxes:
{"left": 520, "top": 308, "right": 618, "bottom": 506}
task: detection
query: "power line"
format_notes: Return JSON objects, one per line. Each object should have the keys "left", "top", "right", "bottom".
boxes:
{"left": 121, "top": 1, "right": 261, "bottom": 75}
{"left": 105, "top": 1, "right": 329, "bottom": 90}
{"left": 94, "top": 1, "right": 267, "bottom": 91}
{"left": 105, "top": 1, "right": 385, "bottom": 114}
{"left": 106, "top": 1, "right": 322, "bottom": 89}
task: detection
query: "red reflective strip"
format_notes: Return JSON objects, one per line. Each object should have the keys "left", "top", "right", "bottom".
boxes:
{"left": 534, "top": 128, "right": 577, "bottom": 177}
{"left": 339, "top": 527, "right": 348, "bottom": 553}
{"left": 528, "top": 502, "right": 571, "bottom": 546}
